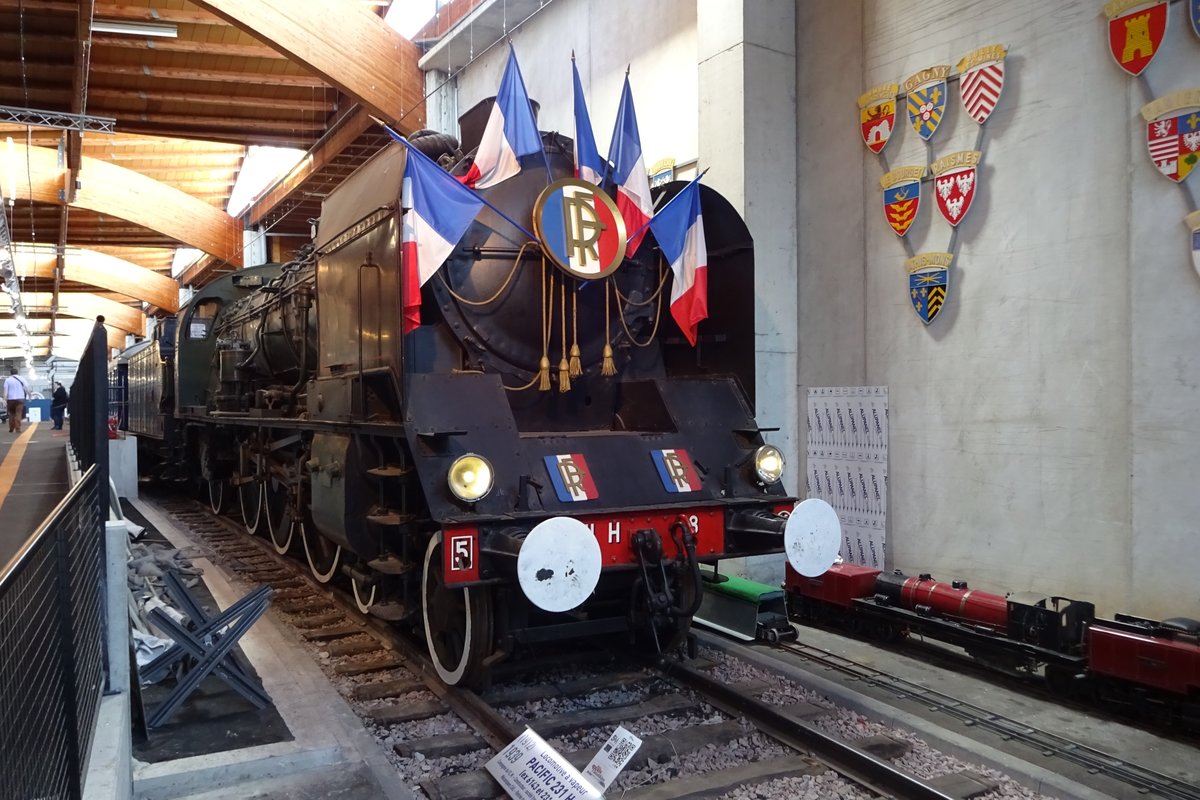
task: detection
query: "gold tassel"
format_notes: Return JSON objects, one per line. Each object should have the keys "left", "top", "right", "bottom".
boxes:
{"left": 600, "top": 280, "right": 616, "bottom": 375}
{"left": 558, "top": 356, "right": 571, "bottom": 392}
{"left": 538, "top": 356, "right": 551, "bottom": 391}
{"left": 601, "top": 343, "right": 616, "bottom": 376}
{"left": 569, "top": 286, "right": 582, "bottom": 376}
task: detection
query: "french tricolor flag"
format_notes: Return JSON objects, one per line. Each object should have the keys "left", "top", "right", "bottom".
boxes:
{"left": 571, "top": 57, "right": 605, "bottom": 185}
{"left": 462, "top": 47, "right": 545, "bottom": 190}
{"left": 400, "top": 145, "right": 484, "bottom": 334}
{"left": 648, "top": 178, "right": 708, "bottom": 346}
{"left": 607, "top": 75, "right": 653, "bottom": 255}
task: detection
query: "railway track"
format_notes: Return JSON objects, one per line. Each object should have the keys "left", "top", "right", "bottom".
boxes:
{"left": 146, "top": 494, "right": 1031, "bottom": 799}
{"left": 769, "top": 638, "right": 1200, "bottom": 800}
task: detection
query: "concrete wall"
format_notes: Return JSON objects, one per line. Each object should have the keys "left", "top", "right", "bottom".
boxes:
{"left": 797, "top": 0, "right": 1199, "bottom": 618}
{"left": 443, "top": 0, "right": 698, "bottom": 171}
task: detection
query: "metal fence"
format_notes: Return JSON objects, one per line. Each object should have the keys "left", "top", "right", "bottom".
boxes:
{"left": 0, "top": 321, "right": 111, "bottom": 799}
{"left": 0, "top": 466, "right": 105, "bottom": 800}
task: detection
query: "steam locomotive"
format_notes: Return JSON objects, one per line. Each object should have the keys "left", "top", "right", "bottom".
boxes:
{"left": 785, "top": 562, "right": 1200, "bottom": 723}
{"left": 124, "top": 115, "right": 814, "bottom": 687}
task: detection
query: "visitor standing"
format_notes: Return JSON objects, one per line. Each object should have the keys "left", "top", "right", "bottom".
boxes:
{"left": 3, "top": 368, "right": 28, "bottom": 433}
{"left": 51, "top": 381, "right": 69, "bottom": 430}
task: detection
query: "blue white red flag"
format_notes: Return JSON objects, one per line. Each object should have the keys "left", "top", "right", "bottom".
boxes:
{"left": 572, "top": 59, "right": 604, "bottom": 185}
{"left": 607, "top": 75, "right": 653, "bottom": 255}
{"left": 462, "top": 47, "right": 544, "bottom": 189}
{"left": 648, "top": 178, "right": 708, "bottom": 346}
{"left": 400, "top": 145, "right": 484, "bottom": 333}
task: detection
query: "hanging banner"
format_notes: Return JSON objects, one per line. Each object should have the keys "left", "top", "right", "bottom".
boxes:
{"left": 1104, "top": 0, "right": 1169, "bottom": 76}
{"left": 904, "top": 66, "right": 951, "bottom": 141}
{"left": 1140, "top": 89, "right": 1200, "bottom": 183}
{"left": 880, "top": 166, "right": 924, "bottom": 237}
{"left": 931, "top": 151, "right": 981, "bottom": 227}
{"left": 1188, "top": 210, "right": 1200, "bottom": 279}
{"left": 957, "top": 44, "right": 1007, "bottom": 125}
{"left": 806, "top": 386, "right": 888, "bottom": 570}
{"left": 906, "top": 252, "right": 952, "bottom": 326}
{"left": 858, "top": 83, "right": 898, "bottom": 154}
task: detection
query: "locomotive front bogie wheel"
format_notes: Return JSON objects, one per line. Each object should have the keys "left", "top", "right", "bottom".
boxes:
{"left": 301, "top": 519, "right": 341, "bottom": 583}
{"left": 422, "top": 531, "right": 493, "bottom": 687}
{"left": 207, "top": 478, "right": 229, "bottom": 515}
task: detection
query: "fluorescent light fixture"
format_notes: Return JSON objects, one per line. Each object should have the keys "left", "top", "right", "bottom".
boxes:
{"left": 91, "top": 20, "right": 178, "bottom": 38}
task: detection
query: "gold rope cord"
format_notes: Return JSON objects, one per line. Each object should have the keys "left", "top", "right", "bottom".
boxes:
{"left": 568, "top": 284, "right": 582, "bottom": 377}
{"left": 615, "top": 256, "right": 665, "bottom": 348}
{"left": 436, "top": 240, "right": 534, "bottom": 306}
{"left": 558, "top": 280, "right": 570, "bottom": 392}
{"left": 601, "top": 278, "right": 616, "bottom": 376}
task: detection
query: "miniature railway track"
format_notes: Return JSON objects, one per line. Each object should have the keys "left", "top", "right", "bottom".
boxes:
{"left": 149, "top": 495, "right": 1014, "bottom": 799}
{"left": 772, "top": 638, "right": 1200, "bottom": 800}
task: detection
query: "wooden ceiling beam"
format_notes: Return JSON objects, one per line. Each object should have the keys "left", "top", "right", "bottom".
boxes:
{"left": 91, "top": 34, "right": 288, "bottom": 60}
{"left": 22, "top": 292, "right": 143, "bottom": 334}
{"left": 8, "top": 143, "right": 243, "bottom": 267}
{"left": 89, "top": 62, "right": 328, "bottom": 87}
{"left": 0, "top": 0, "right": 221, "bottom": 26}
{"left": 124, "top": 113, "right": 327, "bottom": 131}
{"left": 88, "top": 87, "right": 337, "bottom": 112}
{"left": 245, "top": 105, "right": 373, "bottom": 225}
{"left": 10, "top": 243, "right": 181, "bottom": 311}
{"left": 188, "top": 0, "right": 425, "bottom": 125}
{"left": 115, "top": 126, "right": 315, "bottom": 148}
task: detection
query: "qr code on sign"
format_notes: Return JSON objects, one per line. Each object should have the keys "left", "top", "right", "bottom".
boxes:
{"left": 603, "top": 736, "right": 636, "bottom": 766}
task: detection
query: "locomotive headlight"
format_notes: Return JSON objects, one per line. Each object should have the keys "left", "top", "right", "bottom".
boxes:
{"left": 753, "top": 445, "right": 785, "bottom": 485}
{"left": 448, "top": 454, "right": 494, "bottom": 502}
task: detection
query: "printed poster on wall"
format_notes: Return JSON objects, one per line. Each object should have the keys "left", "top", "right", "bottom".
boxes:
{"left": 806, "top": 386, "right": 888, "bottom": 570}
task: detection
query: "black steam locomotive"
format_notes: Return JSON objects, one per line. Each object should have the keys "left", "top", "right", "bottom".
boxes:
{"left": 124, "top": 119, "right": 804, "bottom": 686}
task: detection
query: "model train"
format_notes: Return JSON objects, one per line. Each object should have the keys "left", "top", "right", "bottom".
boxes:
{"left": 784, "top": 562, "right": 1200, "bottom": 724}
{"left": 120, "top": 118, "right": 823, "bottom": 687}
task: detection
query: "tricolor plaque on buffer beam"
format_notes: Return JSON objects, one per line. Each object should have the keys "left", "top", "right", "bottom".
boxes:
{"left": 907, "top": 252, "right": 952, "bottom": 326}
{"left": 957, "top": 45, "right": 1007, "bottom": 125}
{"left": 534, "top": 178, "right": 628, "bottom": 280}
{"left": 858, "top": 83, "right": 898, "bottom": 154}
{"left": 1104, "top": 0, "right": 1168, "bottom": 76}
{"left": 931, "top": 151, "right": 981, "bottom": 227}
{"left": 880, "top": 166, "right": 924, "bottom": 237}
{"left": 1140, "top": 89, "right": 1200, "bottom": 183}
{"left": 905, "top": 66, "right": 951, "bottom": 141}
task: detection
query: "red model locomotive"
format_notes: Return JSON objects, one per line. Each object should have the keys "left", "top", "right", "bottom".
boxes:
{"left": 785, "top": 562, "right": 1200, "bottom": 723}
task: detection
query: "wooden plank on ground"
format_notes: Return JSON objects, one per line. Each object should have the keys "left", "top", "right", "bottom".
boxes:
{"left": 367, "top": 698, "right": 447, "bottom": 725}
{"left": 351, "top": 678, "right": 427, "bottom": 701}
{"left": 622, "top": 755, "right": 822, "bottom": 799}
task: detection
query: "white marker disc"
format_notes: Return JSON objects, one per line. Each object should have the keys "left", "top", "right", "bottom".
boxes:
{"left": 517, "top": 517, "right": 603, "bottom": 612}
{"left": 784, "top": 498, "right": 842, "bottom": 577}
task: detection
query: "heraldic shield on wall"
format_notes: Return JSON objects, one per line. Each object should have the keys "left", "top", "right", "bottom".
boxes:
{"left": 1140, "top": 89, "right": 1200, "bottom": 183}
{"left": 880, "top": 166, "right": 924, "bottom": 237}
{"left": 931, "top": 151, "right": 981, "bottom": 227}
{"left": 907, "top": 252, "right": 952, "bottom": 326}
{"left": 1189, "top": 210, "right": 1200, "bottom": 280}
{"left": 859, "top": 83, "right": 898, "bottom": 154}
{"left": 1104, "top": 0, "right": 1168, "bottom": 76}
{"left": 957, "top": 45, "right": 1007, "bottom": 125}
{"left": 905, "top": 66, "right": 951, "bottom": 140}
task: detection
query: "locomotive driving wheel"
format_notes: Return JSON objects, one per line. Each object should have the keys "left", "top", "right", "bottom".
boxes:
{"left": 263, "top": 479, "right": 292, "bottom": 553}
{"left": 207, "top": 478, "right": 228, "bottom": 515}
{"left": 300, "top": 513, "right": 341, "bottom": 583}
{"left": 352, "top": 576, "right": 377, "bottom": 613}
{"left": 422, "top": 531, "right": 493, "bottom": 687}
{"left": 237, "top": 447, "right": 263, "bottom": 535}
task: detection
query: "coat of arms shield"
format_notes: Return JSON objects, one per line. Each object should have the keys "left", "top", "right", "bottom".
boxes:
{"left": 859, "top": 83, "right": 898, "bottom": 154}
{"left": 880, "top": 166, "right": 924, "bottom": 237}
{"left": 957, "top": 45, "right": 1007, "bottom": 125}
{"left": 931, "top": 151, "right": 981, "bottom": 227}
{"left": 1189, "top": 210, "right": 1200, "bottom": 280}
{"left": 1104, "top": 0, "right": 1169, "bottom": 76}
{"left": 906, "top": 253, "right": 952, "bottom": 326}
{"left": 1140, "top": 90, "right": 1200, "bottom": 183}
{"left": 905, "top": 66, "right": 951, "bottom": 141}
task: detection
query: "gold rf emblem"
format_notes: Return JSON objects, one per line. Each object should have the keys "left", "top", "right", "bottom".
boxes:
{"left": 533, "top": 178, "right": 628, "bottom": 280}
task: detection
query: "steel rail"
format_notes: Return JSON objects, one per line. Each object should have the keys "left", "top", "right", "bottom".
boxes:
{"left": 776, "top": 639, "right": 1200, "bottom": 800}
{"left": 657, "top": 657, "right": 958, "bottom": 800}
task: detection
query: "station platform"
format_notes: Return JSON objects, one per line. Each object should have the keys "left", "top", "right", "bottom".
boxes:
{"left": 0, "top": 420, "right": 71, "bottom": 567}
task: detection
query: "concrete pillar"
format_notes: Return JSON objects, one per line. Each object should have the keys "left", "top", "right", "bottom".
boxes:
{"left": 104, "top": 519, "right": 129, "bottom": 695}
{"left": 243, "top": 226, "right": 267, "bottom": 267}
{"left": 425, "top": 69, "right": 458, "bottom": 136}
{"left": 698, "top": 0, "right": 797, "bottom": 583}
